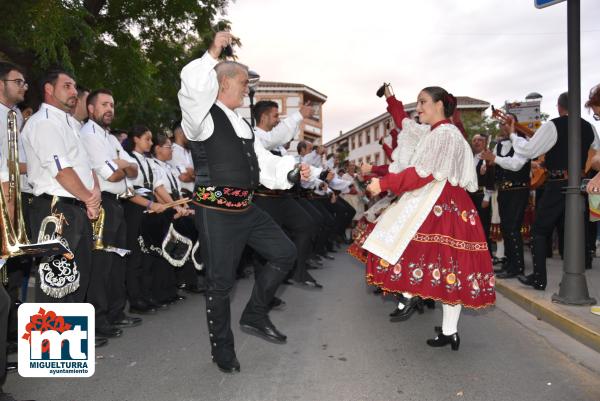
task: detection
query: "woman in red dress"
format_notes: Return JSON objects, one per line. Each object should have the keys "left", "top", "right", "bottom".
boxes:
{"left": 364, "top": 86, "right": 495, "bottom": 351}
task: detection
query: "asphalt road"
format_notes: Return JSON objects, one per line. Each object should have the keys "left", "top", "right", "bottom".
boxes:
{"left": 5, "top": 248, "right": 600, "bottom": 401}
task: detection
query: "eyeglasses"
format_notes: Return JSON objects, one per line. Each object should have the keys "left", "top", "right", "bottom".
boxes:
{"left": 2, "top": 79, "right": 28, "bottom": 89}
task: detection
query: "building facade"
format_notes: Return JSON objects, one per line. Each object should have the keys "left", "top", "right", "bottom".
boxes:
{"left": 325, "top": 96, "right": 490, "bottom": 165}
{"left": 237, "top": 81, "right": 327, "bottom": 145}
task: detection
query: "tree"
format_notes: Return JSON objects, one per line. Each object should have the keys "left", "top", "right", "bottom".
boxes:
{"left": 460, "top": 111, "right": 499, "bottom": 141}
{"left": 0, "top": 0, "right": 233, "bottom": 132}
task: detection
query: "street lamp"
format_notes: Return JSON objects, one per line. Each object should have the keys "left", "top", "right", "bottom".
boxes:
{"left": 525, "top": 92, "right": 543, "bottom": 100}
{"left": 248, "top": 69, "right": 260, "bottom": 127}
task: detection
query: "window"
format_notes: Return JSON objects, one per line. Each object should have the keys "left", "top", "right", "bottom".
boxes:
{"left": 385, "top": 119, "right": 391, "bottom": 130}
{"left": 374, "top": 126, "right": 380, "bottom": 141}
{"left": 357, "top": 133, "right": 362, "bottom": 147}
{"left": 366, "top": 155, "right": 371, "bottom": 164}
{"left": 350, "top": 137, "right": 354, "bottom": 150}
{"left": 365, "top": 129, "right": 371, "bottom": 144}
{"left": 358, "top": 158, "right": 363, "bottom": 164}
{"left": 374, "top": 153, "right": 380, "bottom": 165}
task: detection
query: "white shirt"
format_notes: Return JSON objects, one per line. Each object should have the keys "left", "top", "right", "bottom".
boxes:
{"left": 80, "top": 120, "right": 136, "bottom": 195}
{"left": 152, "top": 158, "right": 181, "bottom": 196}
{"left": 168, "top": 143, "right": 194, "bottom": 193}
{"left": 178, "top": 52, "right": 308, "bottom": 190}
{"left": 128, "top": 150, "right": 165, "bottom": 193}
{"left": 473, "top": 152, "right": 493, "bottom": 201}
{"left": 254, "top": 112, "right": 303, "bottom": 151}
{"left": 302, "top": 150, "right": 324, "bottom": 168}
{"left": 494, "top": 139, "right": 528, "bottom": 172}
{"left": 21, "top": 103, "right": 94, "bottom": 197}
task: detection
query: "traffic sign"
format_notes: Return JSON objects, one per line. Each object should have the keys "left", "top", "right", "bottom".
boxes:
{"left": 534, "top": 0, "right": 566, "bottom": 9}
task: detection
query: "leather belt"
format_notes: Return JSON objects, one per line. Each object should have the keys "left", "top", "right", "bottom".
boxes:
{"left": 101, "top": 191, "right": 120, "bottom": 201}
{"left": 38, "top": 193, "right": 86, "bottom": 208}
{"left": 193, "top": 185, "right": 253, "bottom": 211}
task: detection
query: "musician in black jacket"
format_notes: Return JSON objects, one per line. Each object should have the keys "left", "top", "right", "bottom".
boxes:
{"left": 481, "top": 115, "right": 531, "bottom": 279}
{"left": 510, "top": 92, "right": 596, "bottom": 290}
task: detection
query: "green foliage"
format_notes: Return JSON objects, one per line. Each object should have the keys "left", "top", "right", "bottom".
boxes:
{"left": 0, "top": 0, "right": 232, "bottom": 133}
{"left": 460, "top": 111, "right": 499, "bottom": 141}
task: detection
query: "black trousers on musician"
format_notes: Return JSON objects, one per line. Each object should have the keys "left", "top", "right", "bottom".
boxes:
{"left": 123, "top": 201, "right": 148, "bottom": 307}
{"left": 0, "top": 285, "right": 9, "bottom": 391}
{"left": 300, "top": 198, "right": 336, "bottom": 254}
{"left": 194, "top": 204, "right": 296, "bottom": 364}
{"left": 498, "top": 188, "right": 529, "bottom": 275}
{"left": 86, "top": 194, "right": 128, "bottom": 329}
{"left": 470, "top": 192, "right": 493, "bottom": 258}
{"left": 30, "top": 196, "right": 93, "bottom": 302}
{"left": 532, "top": 180, "right": 593, "bottom": 283}
{"left": 253, "top": 195, "right": 317, "bottom": 283}
{"left": 320, "top": 196, "right": 355, "bottom": 240}
{"left": 5, "top": 193, "right": 34, "bottom": 343}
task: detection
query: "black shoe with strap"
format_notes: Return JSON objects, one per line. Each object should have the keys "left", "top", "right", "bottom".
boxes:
{"left": 426, "top": 333, "right": 460, "bottom": 351}
{"left": 389, "top": 297, "right": 424, "bottom": 322}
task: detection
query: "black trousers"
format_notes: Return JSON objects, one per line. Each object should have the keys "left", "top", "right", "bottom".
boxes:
{"left": 86, "top": 194, "right": 128, "bottom": 328}
{"left": 303, "top": 198, "right": 336, "bottom": 254}
{"left": 0, "top": 284, "right": 9, "bottom": 391}
{"left": 253, "top": 195, "right": 316, "bottom": 282}
{"left": 532, "top": 180, "right": 592, "bottom": 282}
{"left": 6, "top": 194, "right": 34, "bottom": 341}
{"left": 30, "top": 196, "right": 93, "bottom": 302}
{"left": 470, "top": 192, "right": 492, "bottom": 258}
{"left": 321, "top": 196, "right": 356, "bottom": 238}
{"left": 194, "top": 204, "right": 295, "bottom": 363}
{"left": 123, "top": 201, "right": 148, "bottom": 306}
{"left": 498, "top": 188, "right": 529, "bottom": 274}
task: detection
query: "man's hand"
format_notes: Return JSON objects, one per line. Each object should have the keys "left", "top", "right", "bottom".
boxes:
{"left": 300, "top": 163, "right": 311, "bottom": 181}
{"left": 150, "top": 202, "right": 168, "bottom": 214}
{"left": 209, "top": 31, "right": 233, "bottom": 59}
{"left": 360, "top": 163, "right": 373, "bottom": 175}
{"left": 366, "top": 178, "right": 381, "bottom": 196}
{"left": 84, "top": 189, "right": 101, "bottom": 211}
{"left": 299, "top": 102, "right": 313, "bottom": 119}
{"left": 480, "top": 150, "right": 496, "bottom": 164}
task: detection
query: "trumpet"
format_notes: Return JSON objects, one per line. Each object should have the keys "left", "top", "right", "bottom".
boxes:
{"left": 92, "top": 207, "right": 106, "bottom": 250}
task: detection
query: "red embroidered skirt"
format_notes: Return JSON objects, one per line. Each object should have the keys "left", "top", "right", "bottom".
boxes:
{"left": 366, "top": 183, "right": 495, "bottom": 309}
{"left": 347, "top": 217, "right": 374, "bottom": 264}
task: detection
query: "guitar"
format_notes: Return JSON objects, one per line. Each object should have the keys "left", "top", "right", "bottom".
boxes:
{"left": 491, "top": 106, "right": 547, "bottom": 189}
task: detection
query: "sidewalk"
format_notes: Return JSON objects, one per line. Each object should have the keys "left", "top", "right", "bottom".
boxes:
{"left": 495, "top": 251, "right": 600, "bottom": 352}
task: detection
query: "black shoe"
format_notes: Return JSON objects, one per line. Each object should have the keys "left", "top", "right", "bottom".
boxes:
{"left": 517, "top": 274, "right": 546, "bottom": 290}
{"left": 111, "top": 316, "right": 142, "bottom": 328}
{"left": 426, "top": 333, "right": 460, "bottom": 350}
{"left": 282, "top": 279, "right": 294, "bottom": 285}
{"left": 309, "top": 257, "right": 324, "bottom": 265}
{"left": 493, "top": 267, "right": 506, "bottom": 274}
{"left": 322, "top": 254, "right": 335, "bottom": 260}
{"left": 373, "top": 287, "right": 383, "bottom": 295}
{"left": 269, "top": 297, "right": 287, "bottom": 311}
{"left": 95, "top": 337, "right": 108, "bottom": 348}
{"left": 5, "top": 361, "right": 17, "bottom": 373}
{"left": 129, "top": 303, "right": 157, "bottom": 315}
{"left": 184, "top": 284, "right": 206, "bottom": 294}
{"left": 305, "top": 262, "right": 322, "bottom": 270}
{"left": 424, "top": 299, "right": 436, "bottom": 309}
{"left": 496, "top": 270, "right": 519, "bottom": 279}
{"left": 240, "top": 320, "right": 287, "bottom": 344}
{"left": 301, "top": 280, "right": 323, "bottom": 289}
{"left": 389, "top": 297, "right": 424, "bottom": 322}
{"left": 166, "top": 295, "right": 186, "bottom": 304}
{"left": 146, "top": 299, "right": 169, "bottom": 310}
{"left": 389, "top": 307, "right": 403, "bottom": 317}
{"left": 96, "top": 326, "right": 123, "bottom": 338}
{"left": 213, "top": 356, "right": 241, "bottom": 374}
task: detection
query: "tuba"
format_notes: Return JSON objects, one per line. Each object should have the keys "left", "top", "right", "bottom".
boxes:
{"left": 0, "top": 110, "right": 30, "bottom": 283}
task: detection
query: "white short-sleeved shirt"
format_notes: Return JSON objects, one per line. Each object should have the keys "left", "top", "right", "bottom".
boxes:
{"left": 80, "top": 120, "right": 136, "bottom": 194}
{"left": 21, "top": 103, "right": 94, "bottom": 197}
{"left": 168, "top": 143, "right": 194, "bottom": 193}
{"left": 128, "top": 150, "right": 165, "bottom": 195}
{"left": 152, "top": 158, "right": 181, "bottom": 196}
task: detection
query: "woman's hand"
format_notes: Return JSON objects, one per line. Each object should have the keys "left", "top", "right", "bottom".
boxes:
{"left": 586, "top": 172, "right": 600, "bottom": 194}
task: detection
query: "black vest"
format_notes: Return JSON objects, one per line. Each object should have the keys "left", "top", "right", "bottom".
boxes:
{"left": 189, "top": 104, "right": 260, "bottom": 189}
{"left": 544, "top": 115, "right": 595, "bottom": 171}
{"left": 495, "top": 140, "right": 531, "bottom": 185}
{"left": 475, "top": 158, "right": 495, "bottom": 190}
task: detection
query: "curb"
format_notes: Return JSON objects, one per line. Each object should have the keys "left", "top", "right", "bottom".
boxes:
{"left": 496, "top": 281, "right": 600, "bottom": 353}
